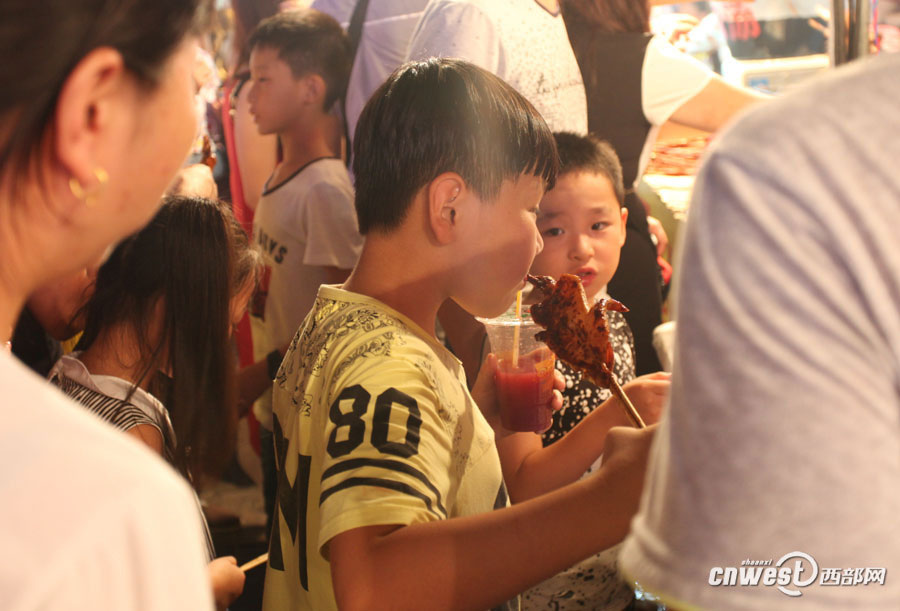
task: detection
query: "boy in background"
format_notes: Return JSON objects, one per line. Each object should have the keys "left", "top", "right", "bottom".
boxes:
{"left": 518, "top": 132, "right": 669, "bottom": 609}
{"left": 262, "top": 58, "right": 656, "bottom": 611}
{"left": 247, "top": 9, "right": 364, "bottom": 533}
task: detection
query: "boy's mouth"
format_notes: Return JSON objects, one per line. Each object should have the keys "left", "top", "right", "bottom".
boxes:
{"left": 573, "top": 268, "right": 596, "bottom": 287}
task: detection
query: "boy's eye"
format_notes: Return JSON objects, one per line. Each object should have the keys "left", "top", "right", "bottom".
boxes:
{"left": 542, "top": 227, "right": 563, "bottom": 238}
{"left": 591, "top": 222, "right": 609, "bottom": 231}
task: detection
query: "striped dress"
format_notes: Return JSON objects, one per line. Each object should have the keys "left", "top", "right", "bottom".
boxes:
{"left": 49, "top": 354, "right": 215, "bottom": 560}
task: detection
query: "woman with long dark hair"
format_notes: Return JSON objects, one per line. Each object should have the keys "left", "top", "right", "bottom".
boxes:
{"left": 50, "top": 195, "right": 260, "bottom": 610}
{"left": 0, "top": 0, "right": 224, "bottom": 607}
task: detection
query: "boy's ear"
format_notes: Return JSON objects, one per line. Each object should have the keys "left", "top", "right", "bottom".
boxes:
{"left": 301, "top": 73, "right": 327, "bottom": 107}
{"left": 619, "top": 206, "right": 628, "bottom": 247}
{"left": 427, "top": 172, "right": 465, "bottom": 245}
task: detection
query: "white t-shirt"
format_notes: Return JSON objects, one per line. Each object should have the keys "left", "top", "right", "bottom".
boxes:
{"left": 406, "top": 0, "right": 588, "bottom": 133}
{"left": 620, "top": 52, "right": 900, "bottom": 609}
{"left": 0, "top": 352, "right": 213, "bottom": 610}
{"left": 311, "top": 0, "right": 430, "bottom": 142}
{"left": 251, "top": 157, "right": 363, "bottom": 428}
{"left": 636, "top": 35, "right": 712, "bottom": 186}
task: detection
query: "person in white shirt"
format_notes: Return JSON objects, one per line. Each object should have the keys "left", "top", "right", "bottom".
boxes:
{"left": 311, "top": 0, "right": 430, "bottom": 147}
{"left": 245, "top": 10, "right": 364, "bottom": 534}
{"left": 406, "top": 0, "right": 588, "bottom": 134}
{"left": 1, "top": 1, "right": 216, "bottom": 608}
{"left": 620, "top": 52, "right": 900, "bottom": 610}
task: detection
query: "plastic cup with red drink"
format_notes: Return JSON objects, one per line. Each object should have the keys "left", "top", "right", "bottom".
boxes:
{"left": 479, "top": 311, "right": 556, "bottom": 433}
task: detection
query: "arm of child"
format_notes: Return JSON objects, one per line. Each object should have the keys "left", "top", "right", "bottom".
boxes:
{"left": 207, "top": 556, "right": 246, "bottom": 611}
{"left": 235, "top": 344, "right": 289, "bottom": 417}
{"left": 471, "top": 352, "right": 668, "bottom": 502}
{"left": 329, "top": 424, "right": 657, "bottom": 611}
{"left": 124, "top": 423, "right": 164, "bottom": 455}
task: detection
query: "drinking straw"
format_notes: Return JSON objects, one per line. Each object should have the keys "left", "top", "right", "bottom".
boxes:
{"left": 512, "top": 290, "right": 522, "bottom": 368}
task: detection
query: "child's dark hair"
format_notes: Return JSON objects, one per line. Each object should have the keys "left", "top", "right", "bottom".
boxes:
{"left": 248, "top": 9, "right": 351, "bottom": 111}
{"left": 76, "top": 195, "right": 237, "bottom": 482}
{"left": 553, "top": 132, "right": 625, "bottom": 205}
{"left": 353, "top": 58, "right": 559, "bottom": 235}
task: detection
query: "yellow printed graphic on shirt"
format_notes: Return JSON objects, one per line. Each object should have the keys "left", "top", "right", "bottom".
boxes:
{"left": 260, "top": 287, "right": 506, "bottom": 611}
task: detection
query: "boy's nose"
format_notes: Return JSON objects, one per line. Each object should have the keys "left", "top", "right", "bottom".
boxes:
{"left": 569, "top": 234, "right": 592, "bottom": 260}
{"left": 534, "top": 226, "right": 544, "bottom": 254}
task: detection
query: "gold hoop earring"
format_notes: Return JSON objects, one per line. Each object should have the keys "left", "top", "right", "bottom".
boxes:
{"left": 69, "top": 167, "right": 109, "bottom": 207}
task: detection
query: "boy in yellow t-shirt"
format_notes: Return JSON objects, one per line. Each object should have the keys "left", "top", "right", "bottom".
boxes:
{"left": 262, "top": 58, "right": 657, "bottom": 611}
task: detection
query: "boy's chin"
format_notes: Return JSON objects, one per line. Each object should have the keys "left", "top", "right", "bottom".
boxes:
{"left": 455, "top": 298, "right": 515, "bottom": 321}
{"left": 478, "top": 297, "right": 520, "bottom": 319}
{"left": 583, "top": 281, "right": 611, "bottom": 303}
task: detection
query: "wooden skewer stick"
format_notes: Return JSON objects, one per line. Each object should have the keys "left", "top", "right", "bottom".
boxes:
{"left": 240, "top": 553, "right": 268, "bottom": 572}
{"left": 602, "top": 365, "right": 646, "bottom": 429}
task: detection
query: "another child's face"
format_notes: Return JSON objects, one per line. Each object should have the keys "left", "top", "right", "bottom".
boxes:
{"left": 456, "top": 174, "right": 545, "bottom": 318}
{"left": 530, "top": 171, "right": 627, "bottom": 303}
{"left": 247, "top": 46, "right": 305, "bottom": 135}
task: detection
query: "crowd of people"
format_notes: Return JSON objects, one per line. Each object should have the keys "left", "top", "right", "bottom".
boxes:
{"left": 2, "top": 0, "right": 898, "bottom": 609}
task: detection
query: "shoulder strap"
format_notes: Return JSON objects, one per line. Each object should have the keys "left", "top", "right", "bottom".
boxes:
{"left": 347, "top": 0, "right": 372, "bottom": 61}
{"left": 341, "top": 0, "right": 372, "bottom": 166}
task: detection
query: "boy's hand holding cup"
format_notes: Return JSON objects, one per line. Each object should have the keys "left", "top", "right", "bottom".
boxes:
{"left": 473, "top": 313, "right": 564, "bottom": 438}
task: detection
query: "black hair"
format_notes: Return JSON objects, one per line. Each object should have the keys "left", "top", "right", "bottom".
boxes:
{"left": 0, "top": 0, "right": 205, "bottom": 194}
{"left": 248, "top": 9, "right": 351, "bottom": 111}
{"left": 353, "top": 58, "right": 559, "bottom": 235}
{"left": 552, "top": 132, "right": 625, "bottom": 205}
{"left": 562, "top": 0, "right": 651, "bottom": 34}
{"left": 76, "top": 195, "right": 236, "bottom": 482}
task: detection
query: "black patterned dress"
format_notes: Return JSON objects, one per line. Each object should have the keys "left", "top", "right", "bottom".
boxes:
{"left": 522, "top": 310, "right": 638, "bottom": 610}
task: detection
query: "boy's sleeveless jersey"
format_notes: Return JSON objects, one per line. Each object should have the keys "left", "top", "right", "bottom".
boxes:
{"left": 261, "top": 285, "right": 511, "bottom": 611}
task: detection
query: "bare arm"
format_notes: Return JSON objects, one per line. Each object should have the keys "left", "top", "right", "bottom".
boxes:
{"left": 329, "top": 425, "right": 656, "bottom": 611}
{"left": 669, "top": 75, "right": 768, "bottom": 133}
{"left": 496, "top": 398, "right": 628, "bottom": 503}
{"left": 124, "top": 423, "right": 164, "bottom": 455}
{"left": 494, "top": 372, "right": 669, "bottom": 502}
{"left": 235, "top": 346, "right": 288, "bottom": 417}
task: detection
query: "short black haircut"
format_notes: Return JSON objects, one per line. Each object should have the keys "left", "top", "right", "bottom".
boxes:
{"left": 248, "top": 9, "right": 350, "bottom": 110}
{"left": 553, "top": 132, "right": 625, "bottom": 205}
{"left": 353, "top": 58, "right": 559, "bottom": 235}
